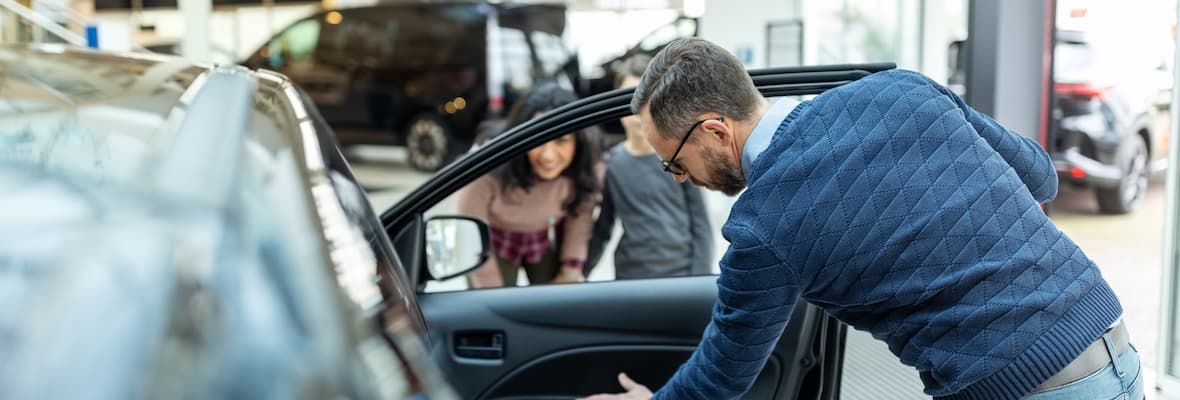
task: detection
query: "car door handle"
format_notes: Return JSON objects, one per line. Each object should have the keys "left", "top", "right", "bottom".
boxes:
{"left": 454, "top": 331, "right": 505, "bottom": 359}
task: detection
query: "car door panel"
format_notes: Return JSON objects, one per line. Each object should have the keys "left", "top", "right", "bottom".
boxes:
{"left": 480, "top": 346, "right": 796, "bottom": 400}
{"left": 419, "top": 276, "right": 835, "bottom": 399}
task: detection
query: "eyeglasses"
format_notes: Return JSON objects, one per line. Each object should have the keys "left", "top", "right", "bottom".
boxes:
{"left": 661, "top": 117, "right": 723, "bottom": 176}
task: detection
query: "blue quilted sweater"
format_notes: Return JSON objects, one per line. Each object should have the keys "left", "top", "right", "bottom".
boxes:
{"left": 653, "top": 70, "right": 1123, "bottom": 400}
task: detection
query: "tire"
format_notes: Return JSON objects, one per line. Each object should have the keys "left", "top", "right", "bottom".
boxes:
{"left": 405, "top": 114, "right": 461, "bottom": 172}
{"left": 1096, "top": 135, "right": 1149, "bottom": 214}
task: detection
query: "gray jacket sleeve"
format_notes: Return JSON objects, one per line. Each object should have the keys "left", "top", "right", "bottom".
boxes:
{"left": 585, "top": 178, "right": 614, "bottom": 274}
{"left": 683, "top": 183, "right": 714, "bottom": 275}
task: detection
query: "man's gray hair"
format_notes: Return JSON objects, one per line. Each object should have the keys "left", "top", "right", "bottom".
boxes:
{"left": 630, "top": 37, "right": 761, "bottom": 140}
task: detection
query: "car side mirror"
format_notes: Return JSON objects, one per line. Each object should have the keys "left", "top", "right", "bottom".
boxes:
{"left": 424, "top": 216, "right": 491, "bottom": 281}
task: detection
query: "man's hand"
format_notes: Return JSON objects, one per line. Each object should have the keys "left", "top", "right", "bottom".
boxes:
{"left": 579, "top": 373, "right": 652, "bottom": 400}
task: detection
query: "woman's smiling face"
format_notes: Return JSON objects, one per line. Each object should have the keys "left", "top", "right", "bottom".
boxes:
{"left": 527, "top": 133, "right": 577, "bottom": 180}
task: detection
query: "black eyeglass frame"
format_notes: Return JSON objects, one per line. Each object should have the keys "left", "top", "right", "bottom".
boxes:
{"left": 660, "top": 117, "right": 724, "bottom": 175}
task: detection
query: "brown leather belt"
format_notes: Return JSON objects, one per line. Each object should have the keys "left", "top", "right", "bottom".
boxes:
{"left": 1033, "top": 320, "right": 1131, "bottom": 392}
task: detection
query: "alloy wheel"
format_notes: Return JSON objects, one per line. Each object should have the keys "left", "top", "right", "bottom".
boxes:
{"left": 407, "top": 117, "right": 448, "bottom": 171}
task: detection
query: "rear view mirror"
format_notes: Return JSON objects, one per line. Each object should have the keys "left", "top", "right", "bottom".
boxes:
{"left": 424, "top": 216, "right": 490, "bottom": 281}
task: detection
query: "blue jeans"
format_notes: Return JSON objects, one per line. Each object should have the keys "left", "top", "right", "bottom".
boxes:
{"left": 1023, "top": 340, "right": 1143, "bottom": 400}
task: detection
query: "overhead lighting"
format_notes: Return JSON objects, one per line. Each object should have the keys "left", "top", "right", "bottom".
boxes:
{"left": 684, "top": 0, "right": 705, "bottom": 18}
{"left": 325, "top": 11, "right": 343, "bottom": 25}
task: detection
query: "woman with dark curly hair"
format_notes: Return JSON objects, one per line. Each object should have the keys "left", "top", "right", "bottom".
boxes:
{"left": 457, "top": 83, "right": 603, "bottom": 288}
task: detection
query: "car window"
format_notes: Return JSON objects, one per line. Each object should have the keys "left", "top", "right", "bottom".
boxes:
{"left": 391, "top": 7, "right": 484, "bottom": 70}
{"left": 424, "top": 164, "right": 722, "bottom": 292}
{"left": 1054, "top": 40, "right": 1091, "bottom": 77}
{"left": 320, "top": 12, "right": 394, "bottom": 64}
{"left": 266, "top": 18, "right": 321, "bottom": 70}
{"left": 530, "top": 30, "right": 569, "bottom": 77}
{"left": 498, "top": 28, "right": 535, "bottom": 101}
{"left": 415, "top": 97, "right": 825, "bottom": 293}
{"left": 419, "top": 131, "right": 731, "bottom": 293}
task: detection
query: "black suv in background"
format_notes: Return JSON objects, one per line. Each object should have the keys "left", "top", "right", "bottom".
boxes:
{"left": 244, "top": 2, "right": 578, "bottom": 171}
{"left": 1052, "top": 29, "right": 1165, "bottom": 214}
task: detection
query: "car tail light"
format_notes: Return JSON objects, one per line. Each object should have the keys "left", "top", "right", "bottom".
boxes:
{"left": 489, "top": 96, "right": 504, "bottom": 114}
{"left": 1056, "top": 82, "right": 1109, "bottom": 99}
{"left": 1070, "top": 166, "right": 1086, "bottom": 179}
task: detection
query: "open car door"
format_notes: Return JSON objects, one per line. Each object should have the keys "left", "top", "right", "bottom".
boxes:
{"left": 382, "top": 63, "right": 896, "bottom": 400}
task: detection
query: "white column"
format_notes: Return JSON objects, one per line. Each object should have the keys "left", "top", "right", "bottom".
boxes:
{"left": 801, "top": 0, "right": 815, "bottom": 64}
{"left": 918, "top": 0, "right": 948, "bottom": 81}
{"left": 893, "top": 0, "right": 920, "bottom": 71}
{"left": 178, "top": 0, "right": 210, "bottom": 61}
{"left": 1158, "top": 1, "right": 1180, "bottom": 395}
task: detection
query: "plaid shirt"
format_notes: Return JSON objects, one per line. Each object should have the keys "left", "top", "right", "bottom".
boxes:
{"left": 489, "top": 226, "right": 584, "bottom": 269}
{"left": 490, "top": 226, "right": 551, "bottom": 265}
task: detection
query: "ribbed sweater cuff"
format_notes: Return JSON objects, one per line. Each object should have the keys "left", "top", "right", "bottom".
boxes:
{"left": 937, "top": 281, "right": 1123, "bottom": 400}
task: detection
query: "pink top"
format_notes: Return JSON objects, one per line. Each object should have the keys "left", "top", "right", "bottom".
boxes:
{"left": 457, "top": 167, "right": 602, "bottom": 266}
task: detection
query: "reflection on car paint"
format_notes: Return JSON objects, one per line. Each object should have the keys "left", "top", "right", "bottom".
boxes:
{"left": 0, "top": 46, "right": 458, "bottom": 400}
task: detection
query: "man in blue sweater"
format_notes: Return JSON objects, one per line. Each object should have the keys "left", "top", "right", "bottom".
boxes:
{"left": 584, "top": 38, "right": 1142, "bottom": 400}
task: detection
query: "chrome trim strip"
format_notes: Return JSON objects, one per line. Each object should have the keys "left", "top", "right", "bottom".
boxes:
{"left": 261, "top": 70, "right": 384, "bottom": 313}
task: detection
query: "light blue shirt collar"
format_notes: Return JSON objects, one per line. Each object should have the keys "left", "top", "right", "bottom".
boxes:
{"left": 742, "top": 98, "right": 800, "bottom": 181}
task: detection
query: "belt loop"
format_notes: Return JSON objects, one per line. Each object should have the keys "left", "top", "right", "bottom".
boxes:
{"left": 1102, "top": 333, "right": 1125, "bottom": 379}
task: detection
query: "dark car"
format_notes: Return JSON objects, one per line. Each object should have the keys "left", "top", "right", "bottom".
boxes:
{"left": 243, "top": 2, "right": 579, "bottom": 172}
{"left": 2, "top": 45, "right": 907, "bottom": 399}
{"left": 0, "top": 44, "right": 456, "bottom": 399}
{"left": 1051, "top": 29, "right": 1166, "bottom": 214}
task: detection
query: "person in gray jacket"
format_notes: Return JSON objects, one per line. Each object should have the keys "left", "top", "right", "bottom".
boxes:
{"left": 587, "top": 54, "right": 714, "bottom": 279}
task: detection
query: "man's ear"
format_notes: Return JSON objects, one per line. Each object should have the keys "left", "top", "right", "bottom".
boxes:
{"left": 701, "top": 117, "right": 731, "bottom": 146}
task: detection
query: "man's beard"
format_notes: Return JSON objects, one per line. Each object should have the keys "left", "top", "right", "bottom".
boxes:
{"left": 700, "top": 147, "right": 747, "bottom": 196}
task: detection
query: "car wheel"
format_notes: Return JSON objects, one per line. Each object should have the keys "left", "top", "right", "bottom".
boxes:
{"left": 1096, "top": 135, "right": 1149, "bottom": 214}
{"left": 406, "top": 114, "right": 458, "bottom": 172}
